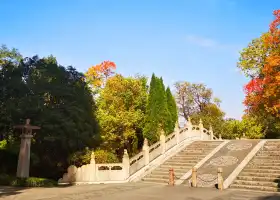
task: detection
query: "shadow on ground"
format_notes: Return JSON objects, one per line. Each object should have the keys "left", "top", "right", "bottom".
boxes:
{"left": 0, "top": 187, "right": 28, "bottom": 198}
{"left": 256, "top": 194, "right": 280, "bottom": 200}
{"left": 0, "top": 184, "right": 72, "bottom": 198}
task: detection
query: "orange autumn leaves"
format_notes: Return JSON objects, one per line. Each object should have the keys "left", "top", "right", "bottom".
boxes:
{"left": 85, "top": 61, "right": 116, "bottom": 88}
{"left": 244, "top": 10, "right": 280, "bottom": 117}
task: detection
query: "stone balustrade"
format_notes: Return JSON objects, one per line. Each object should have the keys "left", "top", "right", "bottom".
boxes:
{"left": 58, "top": 120, "right": 219, "bottom": 185}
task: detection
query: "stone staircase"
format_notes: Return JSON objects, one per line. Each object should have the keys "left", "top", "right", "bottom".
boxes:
{"left": 230, "top": 141, "right": 280, "bottom": 192}
{"left": 141, "top": 141, "right": 222, "bottom": 184}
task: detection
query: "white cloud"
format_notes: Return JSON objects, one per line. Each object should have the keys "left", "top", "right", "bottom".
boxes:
{"left": 185, "top": 34, "right": 241, "bottom": 54}
{"left": 186, "top": 35, "right": 218, "bottom": 48}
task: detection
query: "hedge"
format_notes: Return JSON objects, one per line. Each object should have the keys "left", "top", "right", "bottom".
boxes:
{"left": 0, "top": 174, "right": 57, "bottom": 187}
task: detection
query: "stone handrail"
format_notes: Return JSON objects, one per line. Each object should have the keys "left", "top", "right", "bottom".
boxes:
{"left": 58, "top": 119, "right": 221, "bottom": 185}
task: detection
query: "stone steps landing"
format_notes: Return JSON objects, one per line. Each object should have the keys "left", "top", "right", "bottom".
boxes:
{"left": 230, "top": 141, "right": 280, "bottom": 192}
{"left": 141, "top": 141, "right": 222, "bottom": 184}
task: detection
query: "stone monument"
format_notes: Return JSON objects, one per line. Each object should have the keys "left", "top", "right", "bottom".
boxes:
{"left": 14, "top": 119, "right": 40, "bottom": 178}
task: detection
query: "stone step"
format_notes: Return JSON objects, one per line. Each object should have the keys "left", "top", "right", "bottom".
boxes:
{"left": 159, "top": 165, "right": 193, "bottom": 170}
{"left": 248, "top": 162, "right": 280, "bottom": 167}
{"left": 156, "top": 168, "right": 189, "bottom": 174}
{"left": 246, "top": 165, "right": 280, "bottom": 170}
{"left": 254, "top": 155, "right": 280, "bottom": 160}
{"left": 164, "top": 161, "right": 197, "bottom": 165}
{"left": 150, "top": 170, "right": 185, "bottom": 176}
{"left": 180, "top": 151, "right": 212, "bottom": 154}
{"left": 141, "top": 177, "right": 168, "bottom": 183}
{"left": 236, "top": 175, "right": 280, "bottom": 182}
{"left": 242, "top": 168, "right": 280, "bottom": 174}
{"left": 182, "top": 148, "right": 216, "bottom": 151}
{"left": 232, "top": 180, "right": 279, "bottom": 188}
{"left": 145, "top": 174, "right": 170, "bottom": 179}
{"left": 230, "top": 184, "right": 280, "bottom": 192}
{"left": 171, "top": 155, "right": 205, "bottom": 159}
{"left": 256, "top": 152, "right": 280, "bottom": 156}
{"left": 251, "top": 159, "right": 280, "bottom": 164}
{"left": 240, "top": 172, "right": 280, "bottom": 178}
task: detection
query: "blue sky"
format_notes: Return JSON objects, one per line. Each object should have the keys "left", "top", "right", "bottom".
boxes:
{"left": 0, "top": 0, "right": 278, "bottom": 119}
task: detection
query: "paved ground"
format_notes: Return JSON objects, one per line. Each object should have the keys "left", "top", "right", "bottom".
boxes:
{"left": 1, "top": 183, "right": 280, "bottom": 200}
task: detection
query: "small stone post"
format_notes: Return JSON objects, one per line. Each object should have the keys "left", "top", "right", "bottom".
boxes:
{"left": 191, "top": 167, "right": 197, "bottom": 187}
{"left": 89, "top": 152, "right": 96, "bottom": 182}
{"left": 209, "top": 126, "right": 214, "bottom": 140}
{"left": 217, "top": 168, "right": 223, "bottom": 190}
{"left": 174, "top": 121, "right": 180, "bottom": 144}
{"left": 199, "top": 119, "right": 204, "bottom": 140}
{"left": 241, "top": 133, "right": 247, "bottom": 140}
{"left": 142, "top": 138, "right": 150, "bottom": 165}
{"left": 169, "top": 168, "right": 175, "bottom": 186}
{"left": 184, "top": 117, "right": 192, "bottom": 140}
{"left": 160, "top": 130, "right": 166, "bottom": 154}
{"left": 14, "top": 119, "right": 40, "bottom": 178}
{"left": 122, "top": 149, "right": 130, "bottom": 180}
{"left": 219, "top": 134, "right": 222, "bottom": 141}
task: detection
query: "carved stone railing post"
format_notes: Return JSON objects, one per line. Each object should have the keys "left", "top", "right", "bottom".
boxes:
{"left": 186, "top": 117, "right": 193, "bottom": 139}
{"left": 219, "top": 134, "right": 222, "bottom": 140}
{"left": 209, "top": 125, "right": 214, "bottom": 140}
{"left": 160, "top": 130, "right": 166, "bottom": 154}
{"left": 122, "top": 149, "right": 130, "bottom": 180}
{"left": 142, "top": 138, "right": 150, "bottom": 165}
{"left": 199, "top": 119, "right": 204, "bottom": 140}
{"left": 217, "top": 167, "right": 223, "bottom": 190}
{"left": 89, "top": 152, "right": 96, "bottom": 182}
{"left": 191, "top": 167, "right": 197, "bottom": 187}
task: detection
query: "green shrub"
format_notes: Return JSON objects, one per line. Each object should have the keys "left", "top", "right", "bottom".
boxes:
{"left": 94, "top": 149, "right": 119, "bottom": 164}
{"left": 69, "top": 148, "right": 119, "bottom": 167}
{"left": 0, "top": 174, "right": 57, "bottom": 187}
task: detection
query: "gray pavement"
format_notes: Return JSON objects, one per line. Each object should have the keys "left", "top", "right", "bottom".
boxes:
{"left": 1, "top": 182, "right": 280, "bottom": 200}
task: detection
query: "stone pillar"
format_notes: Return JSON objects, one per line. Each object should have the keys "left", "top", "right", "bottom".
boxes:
{"left": 17, "top": 134, "right": 33, "bottom": 178}
{"left": 89, "top": 152, "right": 96, "bottom": 182}
{"left": 241, "top": 133, "right": 247, "bottom": 140}
{"left": 217, "top": 168, "right": 223, "bottom": 190}
{"left": 122, "top": 149, "right": 130, "bottom": 180}
{"left": 199, "top": 119, "right": 204, "bottom": 140}
{"left": 142, "top": 138, "right": 150, "bottom": 165}
{"left": 219, "top": 134, "right": 222, "bottom": 141}
{"left": 186, "top": 117, "right": 193, "bottom": 139}
{"left": 160, "top": 130, "right": 166, "bottom": 154}
{"left": 191, "top": 167, "right": 197, "bottom": 187}
{"left": 209, "top": 126, "right": 214, "bottom": 140}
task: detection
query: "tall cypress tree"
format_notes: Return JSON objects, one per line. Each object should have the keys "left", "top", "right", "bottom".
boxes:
{"left": 143, "top": 73, "right": 158, "bottom": 142}
{"left": 144, "top": 74, "right": 174, "bottom": 143}
{"left": 157, "top": 77, "right": 172, "bottom": 134}
{"left": 166, "top": 87, "right": 178, "bottom": 133}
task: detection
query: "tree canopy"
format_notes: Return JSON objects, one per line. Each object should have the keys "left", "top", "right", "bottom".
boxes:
{"left": 174, "top": 81, "right": 224, "bottom": 134}
{"left": 96, "top": 74, "right": 148, "bottom": 157}
{"left": 0, "top": 53, "right": 99, "bottom": 179}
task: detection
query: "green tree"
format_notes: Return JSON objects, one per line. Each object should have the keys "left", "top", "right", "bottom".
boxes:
{"left": 237, "top": 33, "right": 270, "bottom": 78}
{"left": 191, "top": 103, "right": 225, "bottom": 135}
{"left": 166, "top": 87, "right": 178, "bottom": 132}
{"left": 143, "top": 74, "right": 174, "bottom": 143}
{"left": 221, "top": 117, "right": 264, "bottom": 139}
{"left": 0, "top": 44, "right": 22, "bottom": 65}
{"left": 97, "top": 74, "right": 148, "bottom": 157}
{"left": 0, "top": 54, "right": 99, "bottom": 179}
{"left": 174, "top": 81, "right": 224, "bottom": 134}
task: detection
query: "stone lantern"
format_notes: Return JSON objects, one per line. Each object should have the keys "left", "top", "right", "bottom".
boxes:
{"left": 14, "top": 119, "right": 40, "bottom": 178}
